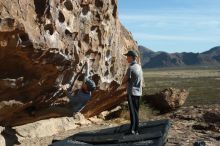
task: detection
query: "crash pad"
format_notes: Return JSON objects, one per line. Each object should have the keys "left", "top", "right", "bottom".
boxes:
{"left": 50, "top": 119, "right": 170, "bottom": 146}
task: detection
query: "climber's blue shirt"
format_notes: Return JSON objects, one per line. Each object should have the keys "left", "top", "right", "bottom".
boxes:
{"left": 67, "top": 89, "right": 91, "bottom": 112}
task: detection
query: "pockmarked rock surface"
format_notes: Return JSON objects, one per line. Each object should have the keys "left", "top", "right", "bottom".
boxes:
{"left": 0, "top": 0, "right": 138, "bottom": 126}
{"left": 143, "top": 88, "right": 188, "bottom": 112}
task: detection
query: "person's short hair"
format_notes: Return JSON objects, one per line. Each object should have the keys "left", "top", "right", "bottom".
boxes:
{"left": 124, "top": 50, "right": 138, "bottom": 57}
{"left": 85, "top": 78, "right": 96, "bottom": 92}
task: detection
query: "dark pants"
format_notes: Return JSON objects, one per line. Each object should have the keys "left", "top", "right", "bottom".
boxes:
{"left": 127, "top": 94, "right": 140, "bottom": 133}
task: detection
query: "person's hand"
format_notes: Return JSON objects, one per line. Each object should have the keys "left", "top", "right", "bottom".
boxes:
{"left": 59, "top": 84, "right": 70, "bottom": 91}
{"left": 85, "top": 58, "right": 90, "bottom": 66}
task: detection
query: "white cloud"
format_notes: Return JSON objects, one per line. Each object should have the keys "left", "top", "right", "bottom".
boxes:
{"left": 119, "top": 13, "right": 220, "bottom": 32}
{"left": 133, "top": 33, "right": 220, "bottom": 42}
{"left": 120, "top": 13, "right": 219, "bottom": 23}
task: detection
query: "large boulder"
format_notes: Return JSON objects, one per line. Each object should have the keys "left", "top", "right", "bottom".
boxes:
{"left": 143, "top": 88, "right": 188, "bottom": 112}
{"left": 0, "top": 0, "right": 138, "bottom": 126}
{"left": 13, "top": 114, "right": 90, "bottom": 143}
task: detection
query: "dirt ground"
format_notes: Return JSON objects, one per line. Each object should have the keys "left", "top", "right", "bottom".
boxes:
{"left": 11, "top": 104, "right": 220, "bottom": 146}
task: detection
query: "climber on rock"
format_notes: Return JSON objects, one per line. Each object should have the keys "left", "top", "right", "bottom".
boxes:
{"left": 60, "top": 59, "right": 96, "bottom": 113}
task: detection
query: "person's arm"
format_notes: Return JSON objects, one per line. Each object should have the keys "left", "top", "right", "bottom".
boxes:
{"left": 59, "top": 84, "right": 73, "bottom": 97}
{"left": 141, "top": 67, "right": 144, "bottom": 88}
{"left": 122, "top": 67, "right": 131, "bottom": 85}
{"left": 83, "top": 59, "right": 90, "bottom": 83}
{"left": 122, "top": 75, "right": 128, "bottom": 85}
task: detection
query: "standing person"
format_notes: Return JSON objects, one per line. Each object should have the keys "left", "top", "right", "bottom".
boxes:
{"left": 61, "top": 59, "right": 96, "bottom": 113}
{"left": 122, "top": 50, "right": 143, "bottom": 135}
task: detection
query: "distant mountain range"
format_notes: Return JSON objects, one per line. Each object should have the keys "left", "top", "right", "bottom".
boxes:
{"left": 138, "top": 46, "right": 220, "bottom": 68}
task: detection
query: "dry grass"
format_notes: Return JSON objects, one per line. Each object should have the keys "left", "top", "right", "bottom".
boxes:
{"left": 112, "top": 66, "right": 220, "bottom": 122}
{"left": 142, "top": 66, "right": 220, "bottom": 105}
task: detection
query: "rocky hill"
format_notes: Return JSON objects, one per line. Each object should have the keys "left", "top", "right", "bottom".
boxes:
{"left": 0, "top": 0, "right": 138, "bottom": 126}
{"left": 139, "top": 45, "right": 220, "bottom": 68}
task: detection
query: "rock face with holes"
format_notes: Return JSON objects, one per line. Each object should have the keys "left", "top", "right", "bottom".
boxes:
{"left": 0, "top": 0, "right": 138, "bottom": 126}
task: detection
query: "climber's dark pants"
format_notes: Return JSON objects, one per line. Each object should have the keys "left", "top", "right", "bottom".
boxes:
{"left": 127, "top": 94, "right": 140, "bottom": 133}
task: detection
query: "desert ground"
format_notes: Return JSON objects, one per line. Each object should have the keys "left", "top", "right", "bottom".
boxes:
{"left": 3, "top": 66, "right": 220, "bottom": 146}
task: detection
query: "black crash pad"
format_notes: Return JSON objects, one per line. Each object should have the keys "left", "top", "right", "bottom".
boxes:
{"left": 50, "top": 119, "right": 170, "bottom": 146}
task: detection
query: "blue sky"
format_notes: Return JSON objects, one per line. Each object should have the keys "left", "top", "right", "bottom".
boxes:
{"left": 118, "top": 0, "right": 220, "bottom": 53}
